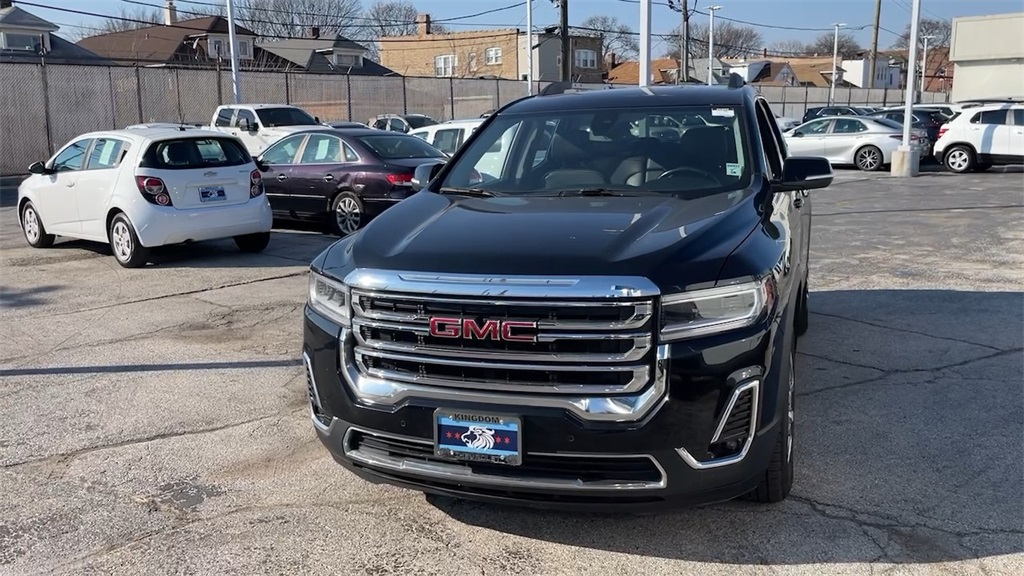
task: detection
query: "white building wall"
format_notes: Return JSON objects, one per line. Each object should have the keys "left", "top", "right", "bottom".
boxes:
{"left": 950, "top": 12, "right": 1024, "bottom": 101}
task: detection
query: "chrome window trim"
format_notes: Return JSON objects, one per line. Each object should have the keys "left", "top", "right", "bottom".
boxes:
{"left": 342, "top": 425, "right": 667, "bottom": 491}
{"left": 675, "top": 379, "right": 760, "bottom": 470}
{"left": 344, "top": 269, "right": 661, "bottom": 299}
{"left": 340, "top": 334, "right": 670, "bottom": 423}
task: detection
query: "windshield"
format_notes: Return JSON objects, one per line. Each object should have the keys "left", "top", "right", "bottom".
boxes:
{"left": 255, "top": 107, "right": 319, "bottom": 127}
{"left": 438, "top": 105, "right": 753, "bottom": 197}
{"left": 356, "top": 134, "right": 448, "bottom": 159}
{"left": 405, "top": 116, "right": 438, "bottom": 129}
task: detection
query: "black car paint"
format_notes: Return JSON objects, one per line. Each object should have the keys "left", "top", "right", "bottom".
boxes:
{"left": 304, "top": 85, "right": 824, "bottom": 509}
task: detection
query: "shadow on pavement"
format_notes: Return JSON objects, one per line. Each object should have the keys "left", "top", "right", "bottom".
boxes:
{"left": 429, "top": 288, "right": 1024, "bottom": 565}
{"left": 0, "top": 285, "right": 64, "bottom": 308}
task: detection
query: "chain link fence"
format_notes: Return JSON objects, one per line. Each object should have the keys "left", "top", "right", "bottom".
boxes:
{"left": 0, "top": 61, "right": 951, "bottom": 175}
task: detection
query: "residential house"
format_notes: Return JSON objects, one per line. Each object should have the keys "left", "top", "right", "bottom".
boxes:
{"left": 606, "top": 57, "right": 728, "bottom": 85}
{"left": 257, "top": 28, "right": 397, "bottom": 76}
{"left": 0, "top": 0, "right": 109, "bottom": 64}
{"left": 840, "top": 54, "right": 901, "bottom": 89}
{"left": 721, "top": 58, "right": 798, "bottom": 85}
{"left": 762, "top": 57, "right": 848, "bottom": 88}
{"left": 379, "top": 14, "right": 603, "bottom": 82}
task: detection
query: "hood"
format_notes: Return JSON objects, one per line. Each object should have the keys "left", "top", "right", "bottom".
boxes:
{"left": 324, "top": 189, "right": 764, "bottom": 290}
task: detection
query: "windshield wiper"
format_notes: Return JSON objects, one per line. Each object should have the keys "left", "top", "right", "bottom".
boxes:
{"left": 558, "top": 188, "right": 661, "bottom": 197}
{"left": 437, "top": 187, "right": 497, "bottom": 198}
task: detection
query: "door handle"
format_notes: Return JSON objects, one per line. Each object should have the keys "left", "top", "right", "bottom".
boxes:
{"left": 323, "top": 174, "right": 334, "bottom": 182}
{"left": 66, "top": 181, "right": 75, "bottom": 188}
{"left": 277, "top": 174, "right": 288, "bottom": 181}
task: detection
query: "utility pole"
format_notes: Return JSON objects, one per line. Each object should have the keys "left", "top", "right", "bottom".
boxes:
{"left": 921, "top": 34, "right": 934, "bottom": 93}
{"left": 225, "top": 0, "right": 242, "bottom": 103}
{"left": 558, "top": 0, "right": 570, "bottom": 82}
{"left": 868, "top": 0, "right": 882, "bottom": 88}
{"left": 526, "top": 0, "right": 534, "bottom": 94}
{"left": 707, "top": 5, "right": 722, "bottom": 85}
{"left": 668, "top": 1, "right": 690, "bottom": 83}
{"left": 829, "top": 22, "right": 846, "bottom": 105}
{"left": 639, "top": 0, "right": 651, "bottom": 86}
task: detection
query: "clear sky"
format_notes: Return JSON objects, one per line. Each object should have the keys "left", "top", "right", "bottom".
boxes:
{"left": 23, "top": 0, "right": 1024, "bottom": 51}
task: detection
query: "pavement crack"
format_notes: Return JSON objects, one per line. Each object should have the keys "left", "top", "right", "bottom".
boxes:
{"left": 810, "top": 310, "right": 1005, "bottom": 352}
{"left": 815, "top": 203, "right": 1024, "bottom": 217}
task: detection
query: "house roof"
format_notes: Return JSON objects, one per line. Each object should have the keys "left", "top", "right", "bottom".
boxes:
{"left": 608, "top": 57, "right": 727, "bottom": 85}
{"left": 783, "top": 60, "right": 846, "bottom": 87}
{"left": 1, "top": 33, "right": 112, "bottom": 65}
{"left": 257, "top": 35, "right": 397, "bottom": 76}
{"left": 76, "top": 16, "right": 257, "bottom": 63}
{"left": 0, "top": 5, "right": 58, "bottom": 31}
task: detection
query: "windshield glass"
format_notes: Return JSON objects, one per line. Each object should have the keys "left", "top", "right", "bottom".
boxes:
{"left": 255, "top": 107, "right": 319, "bottom": 127}
{"left": 357, "top": 134, "right": 448, "bottom": 159}
{"left": 405, "top": 116, "right": 438, "bottom": 129}
{"left": 439, "top": 105, "right": 753, "bottom": 197}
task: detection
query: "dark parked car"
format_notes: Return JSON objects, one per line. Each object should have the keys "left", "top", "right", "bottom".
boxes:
{"left": 257, "top": 128, "right": 447, "bottom": 235}
{"left": 801, "top": 105, "right": 871, "bottom": 123}
{"left": 303, "top": 82, "right": 836, "bottom": 510}
{"left": 868, "top": 108, "right": 948, "bottom": 143}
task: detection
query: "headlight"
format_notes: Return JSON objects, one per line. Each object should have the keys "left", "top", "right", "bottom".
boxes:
{"left": 659, "top": 278, "right": 775, "bottom": 341}
{"left": 308, "top": 271, "right": 351, "bottom": 326}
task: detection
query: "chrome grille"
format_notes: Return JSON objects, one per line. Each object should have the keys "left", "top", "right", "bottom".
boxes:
{"left": 350, "top": 289, "right": 656, "bottom": 395}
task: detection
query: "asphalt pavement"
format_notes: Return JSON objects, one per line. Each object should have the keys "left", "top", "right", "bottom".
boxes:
{"left": 1, "top": 168, "right": 1022, "bottom": 575}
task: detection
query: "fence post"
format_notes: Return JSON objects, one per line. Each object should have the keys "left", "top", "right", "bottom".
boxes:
{"left": 134, "top": 66, "right": 143, "bottom": 123}
{"left": 401, "top": 77, "right": 408, "bottom": 115}
{"left": 345, "top": 76, "right": 353, "bottom": 121}
{"left": 107, "top": 67, "right": 117, "bottom": 129}
{"left": 39, "top": 62, "right": 53, "bottom": 154}
{"left": 781, "top": 85, "right": 787, "bottom": 116}
{"left": 495, "top": 78, "right": 500, "bottom": 108}
{"left": 174, "top": 69, "right": 184, "bottom": 124}
{"left": 285, "top": 72, "right": 291, "bottom": 104}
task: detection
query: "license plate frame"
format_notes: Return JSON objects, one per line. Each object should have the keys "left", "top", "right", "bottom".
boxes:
{"left": 199, "top": 186, "right": 226, "bottom": 203}
{"left": 433, "top": 409, "right": 522, "bottom": 467}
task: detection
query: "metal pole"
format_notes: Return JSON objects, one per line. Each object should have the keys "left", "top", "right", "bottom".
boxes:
{"left": 869, "top": 0, "right": 881, "bottom": 88}
{"left": 225, "top": 0, "right": 242, "bottom": 103}
{"left": 559, "top": 0, "right": 570, "bottom": 82}
{"left": 526, "top": 0, "right": 534, "bottom": 94}
{"left": 639, "top": 0, "right": 651, "bottom": 87}
{"left": 707, "top": 6, "right": 721, "bottom": 85}
{"left": 921, "top": 35, "right": 933, "bottom": 94}
{"left": 682, "top": 0, "right": 690, "bottom": 82}
{"left": 901, "top": 0, "right": 922, "bottom": 148}
{"left": 830, "top": 23, "right": 845, "bottom": 105}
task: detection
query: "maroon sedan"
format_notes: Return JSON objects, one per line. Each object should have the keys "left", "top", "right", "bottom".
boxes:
{"left": 257, "top": 128, "right": 448, "bottom": 235}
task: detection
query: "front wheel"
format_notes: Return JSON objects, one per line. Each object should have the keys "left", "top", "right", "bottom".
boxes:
{"left": 21, "top": 202, "right": 55, "bottom": 248}
{"left": 795, "top": 282, "right": 809, "bottom": 337}
{"left": 944, "top": 145, "right": 975, "bottom": 173}
{"left": 854, "top": 145, "right": 883, "bottom": 171}
{"left": 109, "top": 213, "right": 150, "bottom": 268}
{"left": 746, "top": 346, "right": 796, "bottom": 503}
{"left": 234, "top": 232, "right": 271, "bottom": 253}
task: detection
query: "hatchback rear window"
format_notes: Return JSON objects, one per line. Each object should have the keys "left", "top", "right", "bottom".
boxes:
{"left": 140, "top": 137, "right": 251, "bottom": 170}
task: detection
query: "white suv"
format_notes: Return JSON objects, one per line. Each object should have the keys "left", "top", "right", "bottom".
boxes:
{"left": 934, "top": 104, "right": 1024, "bottom": 173}
{"left": 18, "top": 128, "right": 273, "bottom": 268}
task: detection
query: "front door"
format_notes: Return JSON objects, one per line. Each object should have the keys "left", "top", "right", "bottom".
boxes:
{"left": 291, "top": 133, "right": 351, "bottom": 218}
{"left": 258, "top": 133, "right": 306, "bottom": 217}
{"left": 787, "top": 119, "right": 831, "bottom": 157}
{"left": 35, "top": 138, "right": 91, "bottom": 235}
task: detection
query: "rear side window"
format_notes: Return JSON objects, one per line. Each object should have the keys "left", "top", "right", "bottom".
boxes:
{"left": 1013, "top": 109, "right": 1024, "bottom": 125}
{"left": 971, "top": 110, "right": 1009, "bottom": 125}
{"left": 140, "top": 137, "right": 251, "bottom": 170}
{"left": 87, "top": 138, "right": 128, "bottom": 169}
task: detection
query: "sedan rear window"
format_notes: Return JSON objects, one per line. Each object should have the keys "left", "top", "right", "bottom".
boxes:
{"left": 356, "top": 135, "right": 447, "bottom": 159}
{"left": 140, "top": 137, "right": 251, "bottom": 170}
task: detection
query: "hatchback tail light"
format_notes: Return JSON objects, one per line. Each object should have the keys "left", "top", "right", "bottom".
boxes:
{"left": 937, "top": 127, "right": 948, "bottom": 140}
{"left": 386, "top": 173, "right": 413, "bottom": 186}
{"left": 136, "top": 176, "right": 172, "bottom": 206}
{"left": 250, "top": 169, "right": 264, "bottom": 198}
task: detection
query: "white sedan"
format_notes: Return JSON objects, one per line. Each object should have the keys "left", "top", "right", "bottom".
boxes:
{"left": 783, "top": 116, "right": 928, "bottom": 171}
{"left": 18, "top": 128, "right": 273, "bottom": 268}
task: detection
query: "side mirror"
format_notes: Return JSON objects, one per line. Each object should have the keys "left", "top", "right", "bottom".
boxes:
{"left": 253, "top": 156, "right": 269, "bottom": 172}
{"left": 411, "top": 161, "right": 446, "bottom": 192}
{"left": 28, "top": 161, "right": 49, "bottom": 175}
{"left": 792, "top": 131, "right": 804, "bottom": 137}
{"left": 238, "top": 118, "right": 250, "bottom": 132}
{"left": 773, "top": 156, "right": 833, "bottom": 192}
{"left": 314, "top": 116, "right": 320, "bottom": 123}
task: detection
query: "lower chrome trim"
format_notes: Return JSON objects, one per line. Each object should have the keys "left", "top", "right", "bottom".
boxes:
{"left": 340, "top": 328, "right": 670, "bottom": 423}
{"left": 342, "top": 425, "right": 668, "bottom": 491}
{"left": 675, "top": 379, "right": 760, "bottom": 470}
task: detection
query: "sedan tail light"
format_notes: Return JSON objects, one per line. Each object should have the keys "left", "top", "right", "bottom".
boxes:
{"left": 386, "top": 173, "right": 413, "bottom": 186}
{"left": 250, "top": 169, "right": 264, "bottom": 198}
{"left": 135, "top": 176, "right": 172, "bottom": 206}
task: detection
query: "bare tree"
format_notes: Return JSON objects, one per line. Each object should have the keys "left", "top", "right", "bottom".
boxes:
{"left": 662, "top": 22, "right": 764, "bottom": 60}
{"left": 79, "top": 4, "right": 223, "bottom": 40}
{"left": 805, "top": 31, "right": 862, "bottom": 58}
{"left": 355, "top": 1, "right": 449, "bottom": 60}
{"left": 578, "top": 15, "right": 639, "bottom": 62}
{"left": 237, "top": 0, "right": 363, "bottom": 39}
{"left": 768, "top": 39, "right": 808, "bottom": 57}
{"left": 892, "top": 18, "right": 951, "bottom": 51}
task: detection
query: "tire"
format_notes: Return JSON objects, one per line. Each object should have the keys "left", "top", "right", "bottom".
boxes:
{"left": 108, "top": 213, "right": 150, "bottom": 268}
{"left": 330, "top": 191, "right": 364, "bottom": 237}
{"left": 746, "top": 345, "right": 796, "bottom": 504}
{"left": 20, "top": 201, "right": 55, "bottom": 248}
{"left": 944, "top": 145, "right": 975, "bottom": 173}
{"left": 234, "top": 232, "right": 271, "bottom": 253}
{"left": 854, "top": 145, "right": 883, "bottom": 171}
{"left": 795, "top": 282, "right": 809, "bottom": 338}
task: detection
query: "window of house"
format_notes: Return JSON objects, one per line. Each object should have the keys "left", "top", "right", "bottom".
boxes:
{"left": 238, "top": 41, "right": 249, "bottom": 57}
{"left": 3, "top": 32, "right": 42, "bottom": 52}
{"left": 334, "top": 53, "right": 362, "bottom": 67}
{"left": 211, "top": 38, "right": 224, "bottom": 57}
{"left": 485, "top": 47, "right": 502, "bottom": 65}
{"left": 468, "top": 52, "right": 478, "bottom": 72}
{"left": 434, "top": 54, "right": 455, "bottom": 77}
{"left": 574, "top": 49, "right": 597, "bottom": 69}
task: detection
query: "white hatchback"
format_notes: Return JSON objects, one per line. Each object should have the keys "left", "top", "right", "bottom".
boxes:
{"left": 17, "top": 128, "right": 273, "bottom": 268}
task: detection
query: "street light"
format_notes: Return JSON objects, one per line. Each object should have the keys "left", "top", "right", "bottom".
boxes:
{"left": 921, "top": 34, "right": 935, "bottom": 93}
{"left": 892, "top": 0, "right": 923, "bottom": 177}
{"left": 829, "top": 22, "right": 846, "bottom": 105}
{"left": 707, "top": 5, "right": 722, "bottom": 85}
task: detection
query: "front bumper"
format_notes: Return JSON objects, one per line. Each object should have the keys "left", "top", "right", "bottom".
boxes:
{"left": 303, "top": 302, "right": 791, "bottom": 511}
{"left": 132, "top": 196, "right": 273, "bottom": 247}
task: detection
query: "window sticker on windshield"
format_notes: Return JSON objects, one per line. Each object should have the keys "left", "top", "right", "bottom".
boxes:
{"left": 726, "top": 163, "right": 742, "bottom": 176}
{"left": 712, "top": 108, "right": 735, "bottom": 117}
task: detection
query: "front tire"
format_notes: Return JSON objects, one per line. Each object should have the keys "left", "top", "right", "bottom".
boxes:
{"left": 21, "top": 202, "right": 55, "bottom": 248}
{"left": 795, "top": 282, "right": 809, "bottom": 337}
{"left": 854, "top": 145, "right": 883, "bottom": 171}
{"left": 330, "top": 191, "right": 364, "bottom": 237}
{"left": 109, "top": 213, "right": 149, "bottom": 268}
{"left": 746, "top": 346, "right": 796, "bottom": 503}
{"left": 234, "top": 232, "right": 271, "bottom": 253}
{"left": 944, "top": 145, "right": 975, "bottom": 173}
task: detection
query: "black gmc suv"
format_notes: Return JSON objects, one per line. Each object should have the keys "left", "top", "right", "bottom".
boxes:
{"left": 303, "top": 82, "right": 834, "bottom": 510}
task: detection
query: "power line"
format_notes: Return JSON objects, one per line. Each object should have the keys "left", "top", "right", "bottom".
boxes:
{"left": 170, "top": 0, "right": 526, "bottom": 24}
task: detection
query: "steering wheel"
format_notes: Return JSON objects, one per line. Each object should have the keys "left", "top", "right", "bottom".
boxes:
{"left": 657, "top": 166, "right": 722, "bottom": 184}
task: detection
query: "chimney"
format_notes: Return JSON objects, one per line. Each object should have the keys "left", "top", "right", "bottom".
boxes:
{"left": 605, "top": 52, "right": 617, "bottom": 69}
{"left": 416, "top": 13, "right": 431, "bottom": 36}
{"left": 311, "top": 26, "right": 320, "bottom": 39}
{"left": 763, "top": 47, "right": 768, "bottom": 58}
{"left": 163, "top": 0, "right": 177, "bottom": 26}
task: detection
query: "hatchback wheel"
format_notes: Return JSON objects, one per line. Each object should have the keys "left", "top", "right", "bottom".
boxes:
{"left": 109, "top": 213, "right": 149, "bottom": 268}
{"left": 944, "top": 145, "right": 975, "bottom": 173}
{"left": 854, "top": 145, "right": 882, "bottom": 171}
{"left": 331, "top": 192, "right": 364, "bottom": 236}
{"left": 234, "top": 232, "right": 271, "bottom": 253}
{"left": 21, "top": 202, "right": 55, "bottom": 248}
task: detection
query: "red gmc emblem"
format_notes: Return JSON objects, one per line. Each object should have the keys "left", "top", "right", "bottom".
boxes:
{"left": 429, "top": 317, "right": 538, "bottom": 342}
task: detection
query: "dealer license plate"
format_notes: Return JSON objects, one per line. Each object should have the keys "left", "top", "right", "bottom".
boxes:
{"left": 199, "top": 186, "right": 226, "bottom": 202}
{"left": 434, "top": 409, "right": 522, "bottom": 466}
